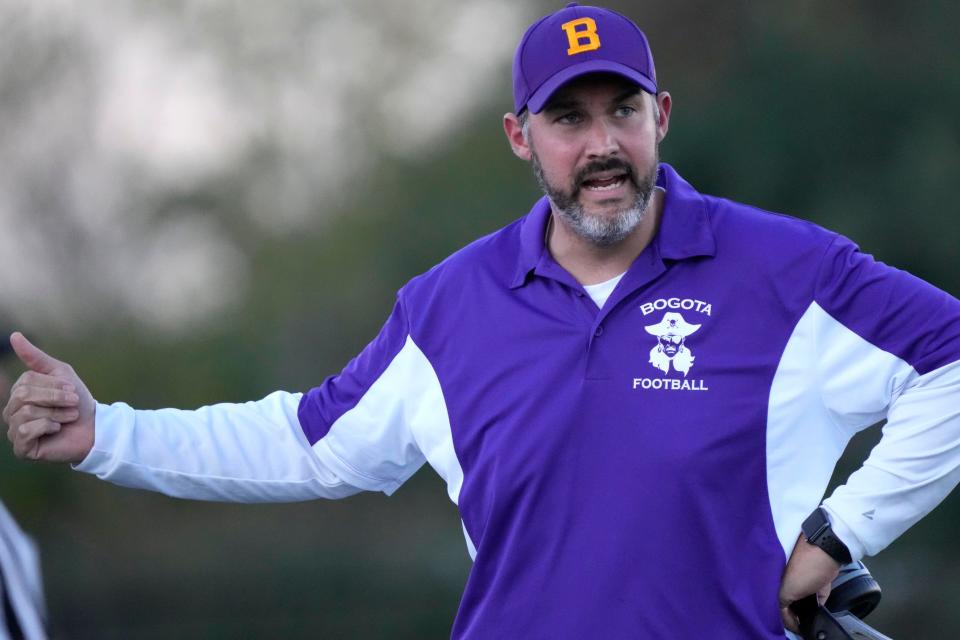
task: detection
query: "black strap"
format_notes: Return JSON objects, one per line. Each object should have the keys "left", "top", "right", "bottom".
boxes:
{"left": 0, "top": 561, "right": 26, "bottom": 640}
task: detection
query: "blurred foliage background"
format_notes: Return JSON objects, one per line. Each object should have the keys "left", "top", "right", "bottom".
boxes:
{"left": 0, "top": 0, "right": 957, "bottom": 638}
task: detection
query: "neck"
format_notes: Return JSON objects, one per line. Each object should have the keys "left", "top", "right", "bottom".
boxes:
{"left": 547, "top": 188, "right": 664, "bottom": 286}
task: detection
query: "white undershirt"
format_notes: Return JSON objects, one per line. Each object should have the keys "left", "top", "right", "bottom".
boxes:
{"left": 582, "top": 272, "right": 626, "bottom": 309}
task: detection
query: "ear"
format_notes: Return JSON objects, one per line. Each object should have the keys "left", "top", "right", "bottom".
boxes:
{"left": 503, "top": 112, "right": 532, "bottom": 161}
{"left": 654, "top": 91, "right": 672, "bottom": 143}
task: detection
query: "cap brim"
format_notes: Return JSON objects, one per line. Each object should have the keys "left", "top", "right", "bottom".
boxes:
{"left": 526, "top": 60, "right": 656, "bottom": 114}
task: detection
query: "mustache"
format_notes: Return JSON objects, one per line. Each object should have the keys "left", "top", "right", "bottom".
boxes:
{"left": 572, "top": 157, "right": 638, "bottom": 192}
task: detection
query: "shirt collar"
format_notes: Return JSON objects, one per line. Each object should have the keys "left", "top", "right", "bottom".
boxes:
{"left": 655, "top": 163, "right": 716, "bottom": 261}
{"left": 509, "top": 163, "right": 716, "bottom": 289}
{"left": 510, "top": 196, "right": 553, "bottom": 288}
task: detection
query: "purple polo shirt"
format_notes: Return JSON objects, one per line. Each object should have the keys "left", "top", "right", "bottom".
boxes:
{"left": 297, "top": 163, "right": 960, "bottom": 638}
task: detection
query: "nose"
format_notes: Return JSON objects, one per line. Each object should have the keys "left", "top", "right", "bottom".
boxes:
{"left": 585, "top": 118, "right": 619, "bottom": 159}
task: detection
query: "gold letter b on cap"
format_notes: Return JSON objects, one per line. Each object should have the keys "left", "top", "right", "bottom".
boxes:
{"left": 561, "top": 18, "right": 601, "bottom": 55}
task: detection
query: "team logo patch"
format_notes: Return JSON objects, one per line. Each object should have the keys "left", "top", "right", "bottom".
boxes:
{"left": 632, "top": 298, "right": 711, "bottom": 392}
{"left": 561, "top": 17, "right": 601, "bottom": 55}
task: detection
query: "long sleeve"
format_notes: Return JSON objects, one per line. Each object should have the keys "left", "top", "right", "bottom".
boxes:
{"left": 75, "top": 391, "right": 361, "bottom": 502}
{"left": 74, "top": 296, "right": 446, "bottom": 503}
{"left": 813, "top": 235, "right": 960, "bottom": 560}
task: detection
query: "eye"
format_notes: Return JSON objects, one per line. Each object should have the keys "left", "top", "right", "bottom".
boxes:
{"left": 615, "top": 105, "right": 638, "bottom": 118}
{"left": 554, "top": 111, "right": 583, "bottom": 125}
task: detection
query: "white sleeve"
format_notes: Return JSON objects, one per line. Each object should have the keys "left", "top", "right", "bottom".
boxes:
{"left": 807, "top": 237, "right": 960, "bottom": 560}
{"left": 74, "top": 391, "right": 362, "bottom": 502}
{"left": 823, "top": 359, "right": 960, "bottom": 560}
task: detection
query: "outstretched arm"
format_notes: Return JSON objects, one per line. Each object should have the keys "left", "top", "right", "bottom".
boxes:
{"left": 4, "top": 294, "right": 435, "bottom": 504}
{"left": 2, "top": 332, "right": 360, "bottom": 502}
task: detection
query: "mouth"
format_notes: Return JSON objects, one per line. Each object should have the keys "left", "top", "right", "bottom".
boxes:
{"left": 580, "top": 171, "right": 630, "bottom": 192}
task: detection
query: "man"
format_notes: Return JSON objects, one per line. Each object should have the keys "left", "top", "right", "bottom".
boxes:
{"left": 3, "top": 4, "right": 960, "bottom": 638}
{"left": 1, "top": 340, "right": 48, "bottom": 640}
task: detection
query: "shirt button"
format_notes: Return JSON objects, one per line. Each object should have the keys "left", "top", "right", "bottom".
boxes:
{"left": 576, "top": 291, "right": 585, "bottom": 297}
{"left": 594, "top": 325, "right": 604, "bottom": 337}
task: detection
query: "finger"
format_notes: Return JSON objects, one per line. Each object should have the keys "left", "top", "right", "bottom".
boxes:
{"left": 816, "top": 583, "right": 832, "bottom": 606}
{"left": 13, "top": 418, "right": 61, "bottom": 459}
{"left": 9, "top": 385, "right": 79, "bottom": 410}
{"left": 13, "top": 404, "right": 80, "bottom": 425}
{"left": 4, "top": 386, "right": 78, "bottom": 423}
{"left": 10, "top": 332, "right": 68, "bottom": 375}
{"left": 780, "top": 606, "right": 800, "bottom": 633}
{"left": 6, "top": 375, "right": 75, "bottom": 420}
{"left": 14, "top": 371, "right": 75, "bottom": 392}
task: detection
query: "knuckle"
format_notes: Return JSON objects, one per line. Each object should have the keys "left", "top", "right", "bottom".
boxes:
{"left": 13, "top": 386, "right": 28, "bottom": 403}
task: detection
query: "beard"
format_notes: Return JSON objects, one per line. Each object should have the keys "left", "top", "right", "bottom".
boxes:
{"left": 531, "top": 148, "right": 659, "bottom": 247}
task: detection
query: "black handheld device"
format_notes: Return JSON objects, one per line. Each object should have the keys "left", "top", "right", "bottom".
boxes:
{"left": 794, "top": 561, "right": 893, "bottom": 640}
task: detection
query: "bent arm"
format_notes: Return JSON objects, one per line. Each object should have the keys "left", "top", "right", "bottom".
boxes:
{"left": 823, "top": 359, "right": 960, "bottom": 560}
{"left": 812, "top": 236, "right": 960, "bottom": 559}
{"left": 76, "top": 391, "right": 361, "bottom": 502}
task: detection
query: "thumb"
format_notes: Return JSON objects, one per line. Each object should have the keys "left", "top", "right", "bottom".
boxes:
{"left": 10, "top": 332, "right": 66, "bottom": 375}
{"left": 816, "top": 582, "right": 832, "bottom": 607}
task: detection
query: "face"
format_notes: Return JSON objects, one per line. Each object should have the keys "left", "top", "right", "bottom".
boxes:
{"left": 511, "top": 74, "right": 669, "bottom": 247}
{"left": 658, "top": 334, "right": 683, "bottom": 357}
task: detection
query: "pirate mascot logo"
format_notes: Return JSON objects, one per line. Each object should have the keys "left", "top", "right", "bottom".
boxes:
{"left": 644, "top": 312, "right": 700, "bottom": 377}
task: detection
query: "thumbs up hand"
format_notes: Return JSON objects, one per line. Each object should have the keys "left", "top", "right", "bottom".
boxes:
{"left": 3, "top": 332, "right": 95, "bottom": 463}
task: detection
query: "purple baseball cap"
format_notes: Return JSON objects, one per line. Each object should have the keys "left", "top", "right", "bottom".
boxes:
{"left": 512, "top": 3, "right": 657, "bottom": 114}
